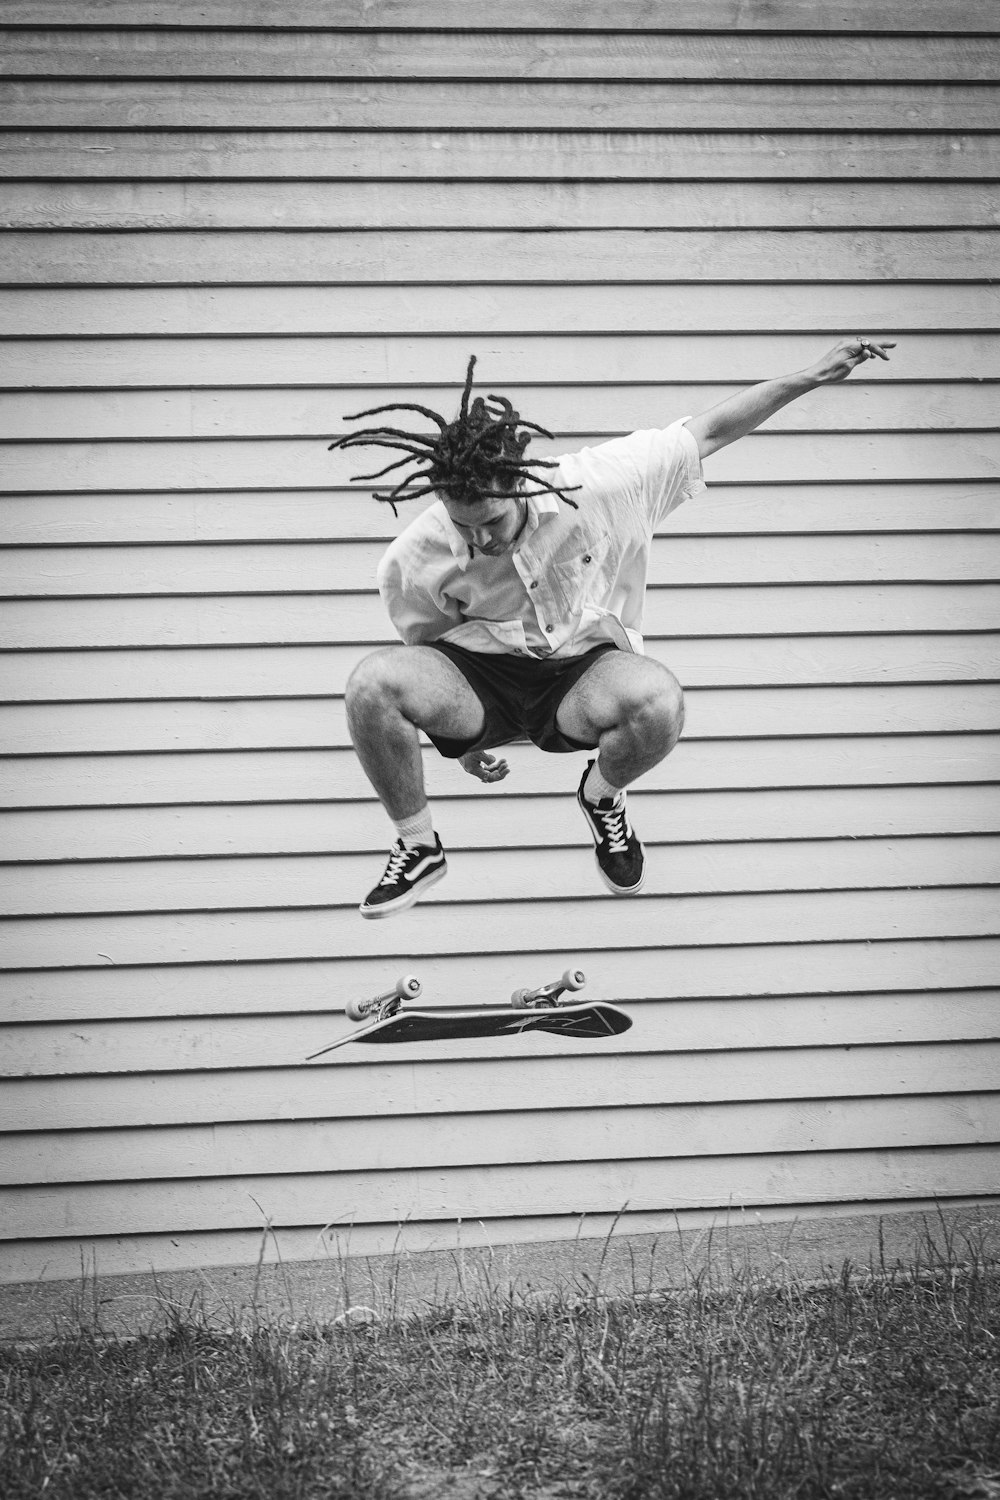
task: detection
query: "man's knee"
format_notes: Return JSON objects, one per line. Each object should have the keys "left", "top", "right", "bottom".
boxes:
{"left": 628, "top": 664, "right": 685, "bottom": 748}
{"left": 345, "top": 648, "right": 403, "bottom": 719}
{"left": 657, "top": 668, "right": 685, "bottom": 734}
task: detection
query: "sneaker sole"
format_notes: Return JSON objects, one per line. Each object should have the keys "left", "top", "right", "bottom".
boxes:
{"left": 358, "top": 859, "right": 448, "bottom": 920}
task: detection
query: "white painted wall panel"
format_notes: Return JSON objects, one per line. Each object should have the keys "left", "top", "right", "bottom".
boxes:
{"left": 4, "top": 133, "right": 998, "bottom": 182}
{"left": 0, "top": 230, "right": 994, "bottom": 283}
{"left": 3, "top": 888, "right": 998, "bottom": 970}
{"left": 2, "top": 285, "right": 997, "bottom": 333}
{"left": 1, "top": 6, "right": 998, "bottom": 1283}
{"left": 6, "top": 180, "right": 996, "bottom": 229}
{"left": 5, "top": 1097, "right": 1000, "bottom": 1187}
{"left": 3, "top": 30, "right": 997, "bottom": 80}
{"left": 4, "top": 333, "right": 997, "bottom": 385}
{"left": 1, "top": 3, "right": 996, "bottom": 30}
{"left": 5, "top": 1147, "right": 1000, "bottom": 1245}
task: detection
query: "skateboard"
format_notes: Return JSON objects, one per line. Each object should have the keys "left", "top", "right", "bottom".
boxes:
{"left": 306, "top": 968, "right": 631, "bottom": 1058}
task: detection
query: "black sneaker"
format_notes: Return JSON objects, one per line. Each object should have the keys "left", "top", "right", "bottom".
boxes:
{"left": 359, "top": 837, "right": 448, "bottom": 920}
{"left": 576, "top": 760, "right": 645, "bottom": 895}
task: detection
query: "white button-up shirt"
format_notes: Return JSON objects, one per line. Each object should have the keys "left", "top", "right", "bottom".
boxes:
{"left": 376, "top": 420, "right": 706, "bottom": 658}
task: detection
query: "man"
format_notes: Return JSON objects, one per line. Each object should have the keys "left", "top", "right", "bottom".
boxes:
{"left": 330, "top": 335, "right": 894, "bottom": 918}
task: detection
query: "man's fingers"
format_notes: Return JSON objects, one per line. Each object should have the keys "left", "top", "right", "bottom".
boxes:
{"left": 851, "top": 336, "right": 896, "bottom": 363}
{"left": 461, "top": 750, "right": 510, "bottom": 782}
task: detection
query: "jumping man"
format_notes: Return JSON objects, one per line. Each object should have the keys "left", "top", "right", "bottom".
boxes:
{"left": 330, "top": 336, "right": 894, "bottom": 918}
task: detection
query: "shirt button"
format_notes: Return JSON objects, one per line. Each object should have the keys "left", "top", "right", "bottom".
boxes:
{"left": 583, "top": 554, "right": 592, "bottom": 564}
{"left": 545, "top": 624, "right": 554, "bottom": 633}
{"left": 529, "top": 581, "right": 538, "bottom": 590}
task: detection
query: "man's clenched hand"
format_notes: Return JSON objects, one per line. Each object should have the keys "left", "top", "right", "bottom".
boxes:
{"left": 459, "top": 750, "right": 510, "bottom": 784}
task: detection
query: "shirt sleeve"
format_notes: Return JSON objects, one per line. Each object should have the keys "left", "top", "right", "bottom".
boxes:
{"left": 636, "top": 418, "right": 707, "bottom": 526}
{"left": 377, "top": 541, "right": 464, "bottom": 646}
{"left": 558, "top": 419, "right": 706, "bottom": 530}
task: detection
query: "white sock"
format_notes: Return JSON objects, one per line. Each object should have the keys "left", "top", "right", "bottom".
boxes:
{"left": 393, "top": 806, "right": 436, "bottom": 849}
{"left": 584, "top": 761, "right": 624, "bottom": 805}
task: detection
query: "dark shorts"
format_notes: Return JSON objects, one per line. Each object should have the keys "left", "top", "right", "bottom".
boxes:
{"left": 426, "top": 640, "right": 618, "bottom": 758}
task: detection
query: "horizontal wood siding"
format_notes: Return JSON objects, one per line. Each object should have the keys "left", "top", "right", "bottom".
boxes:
{"left": 0, "top": 3, "right": 998, "bottom": 1284}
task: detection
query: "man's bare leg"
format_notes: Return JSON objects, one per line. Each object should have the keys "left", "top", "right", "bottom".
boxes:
{"left": 345, "top": 645, "right": 487, "bottom": 917}
{"left": 346, "top": 645, "right": 487, "bottom": 817}
{"left": 556, "top": 652, "right": 684, "bottom": 895}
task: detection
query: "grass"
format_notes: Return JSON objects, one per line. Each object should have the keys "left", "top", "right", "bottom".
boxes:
{"left": 2, "top": 1222, "right": 999, "bottom": 1499}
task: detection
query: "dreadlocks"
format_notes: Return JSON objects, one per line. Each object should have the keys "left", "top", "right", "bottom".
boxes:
{"left": 327, "top": 355, "right": 581, "bottom": 515}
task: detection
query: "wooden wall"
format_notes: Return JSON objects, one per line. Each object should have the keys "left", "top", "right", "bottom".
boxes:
{"left": 1, "top": 1, "right": 998, "bottom": 1284}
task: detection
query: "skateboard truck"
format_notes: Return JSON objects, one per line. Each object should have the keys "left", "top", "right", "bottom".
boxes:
{"left": 345, "top": 974, "right": 421, "bottom": 1025}
{"left": 306, "top": 974, "right": 422, "bottom": 1059}
{"left": 510, "top": 966, "right": 586, "bottom": 1009}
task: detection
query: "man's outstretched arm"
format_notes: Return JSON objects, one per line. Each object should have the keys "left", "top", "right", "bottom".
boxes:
{"left": 684, "top": 336, "right": 895, "bottom": 459}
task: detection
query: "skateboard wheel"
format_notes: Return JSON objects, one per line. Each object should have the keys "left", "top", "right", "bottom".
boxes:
{"left": 510, "top": 987, "right": 531, "bottom": 1008}
{"left": 397, "top": 974, "right": 422, "bottom": 1000}
{"left": 345, "top": 995, "right": 370, "bottom": 1022}
{"left": 561, "top": 967, "right": 586, "bottom": 991}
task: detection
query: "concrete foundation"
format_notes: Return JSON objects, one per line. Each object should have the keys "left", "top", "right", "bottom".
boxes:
{"left": 2, "top": 1202, "right": 998, "bottom": 1344}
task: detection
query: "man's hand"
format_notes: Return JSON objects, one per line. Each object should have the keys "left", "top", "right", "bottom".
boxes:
{"left": 459, "top": 749, "right": 510, "bottom": 784}
{"left": 808, "top": 336, "right": 896, "bottom": 385}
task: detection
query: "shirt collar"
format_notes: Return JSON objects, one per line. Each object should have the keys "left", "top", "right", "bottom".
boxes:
{"left": 441, "top": 492, "right": 559, "bottom": 566}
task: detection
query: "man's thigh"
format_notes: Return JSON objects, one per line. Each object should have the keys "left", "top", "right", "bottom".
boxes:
{"left": 554, "top": 650, "right": 683, "bottom": 744}
{"left": 349, "top": 644, "right": 487, "bottom": 742}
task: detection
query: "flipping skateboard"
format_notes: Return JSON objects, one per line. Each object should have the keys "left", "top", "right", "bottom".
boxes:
{"left": 306, "top": 967, "right": 631, "bottom": 1058}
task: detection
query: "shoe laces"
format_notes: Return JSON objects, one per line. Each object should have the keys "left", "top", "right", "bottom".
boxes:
{"left": 595, "top": 800, "right": 631, "bottom": 855}
{"left": 379, "top": 842, "right": 411, "bottom": 885}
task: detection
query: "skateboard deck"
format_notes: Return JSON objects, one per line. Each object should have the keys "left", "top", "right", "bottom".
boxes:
{"left": 308, "top": 1001, "right": 630, "bottom": 1057}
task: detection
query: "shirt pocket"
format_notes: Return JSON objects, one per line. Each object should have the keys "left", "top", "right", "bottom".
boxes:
{"left": 547, "top": 531, "right": 615, "bottom": 617}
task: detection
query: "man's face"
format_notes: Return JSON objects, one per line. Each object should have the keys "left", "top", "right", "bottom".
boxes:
{"left": 442, "top": 492, "right": 528, "bottom": 558}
